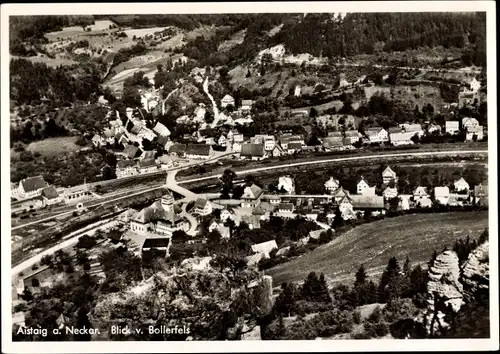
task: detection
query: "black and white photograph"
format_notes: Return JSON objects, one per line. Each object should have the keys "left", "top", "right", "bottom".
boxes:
{"left": 1, "top": 1, "right": 497, "bottom": 352}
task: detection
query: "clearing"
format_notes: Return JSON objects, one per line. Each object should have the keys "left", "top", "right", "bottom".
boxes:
{"left": 26, "top": 137, "right": 81, "bottom": 157}
{"left": 266, "top": 211, "right": 489, "bottom": 286}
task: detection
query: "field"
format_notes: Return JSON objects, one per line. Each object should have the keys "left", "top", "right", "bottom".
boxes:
{"left": 266, "top": 211, "right": 489, "bottom": 286}
{"left": 26, "top": 137, "right": 81, "bottom": 157}
{"left": 123, "top": 27, "right": 170, "bottom": 39}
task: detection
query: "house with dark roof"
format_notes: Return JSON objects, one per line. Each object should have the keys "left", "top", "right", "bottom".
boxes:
{"left": 123, "top": 145, "right": 140, "bottom": 159}
{"left": 192, "top": 198, "right": 212, "bottom": 216}
{"left": 287, "top": 142, "right": 303, "bottom": 154}
{"left": 157, "top": 135, "right": 170, "bottom": 149}
{"left": 17, "top": 175, "right": 48, "bottom": 200}
{"left": 474, "top": 182, "right": 488, "bottom": 207}
{"left": 142, "top": 238, "right": 171, "bottom": 255}
{"left": 323, "top": 136, "right": 344, "bottom": 150}
{"left": 138, "top": 159, "right": 158, "bottom": 174}
{"left": 116, "top": 159, "right": 138, "bottom": 178}
{"left": 168, "top": 143, "right": 187, "bottom": 157}
{"left": 240, "top": 143, "right": 266, "bottom": 160}
{"left": 350, "top": 195, "right": 386, "bottom": 216}
{"left": 344, "top": 130, "right": 361, "bottom": 144}
{"left": 41, "top": 186, "right": 62, "bottom": 206}
{"left": 185, "top": 144, "right": 213, "bottom": 160}
{"left": 277, "top": 202, "right": 295, "bottom": 213}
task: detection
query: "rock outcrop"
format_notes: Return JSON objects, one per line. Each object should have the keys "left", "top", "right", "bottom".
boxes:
{"left": 461, "top": 240, "right": 489, "bottom": 299}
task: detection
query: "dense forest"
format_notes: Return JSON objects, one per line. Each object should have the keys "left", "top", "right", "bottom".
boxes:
{"left": 271, "top": 12, "right": 486, "bottom": 65}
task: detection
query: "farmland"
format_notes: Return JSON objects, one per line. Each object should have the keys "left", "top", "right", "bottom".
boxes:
{"left": 26, "top": 137, "right": 81, "bottom": 157}
{"left": 266, "top": 211, "right": 489, "bottom": 286}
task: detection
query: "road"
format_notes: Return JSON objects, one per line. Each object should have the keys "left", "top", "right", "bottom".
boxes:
{"left": 203, "top": 76, "right": 220, "bottom": 128}
{"left": 178, "top": 149, "right": 489, "bottom": 184}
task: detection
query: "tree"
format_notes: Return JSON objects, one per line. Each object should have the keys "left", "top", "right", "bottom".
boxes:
{"left": 274, "top": 283, "right": 298, "bottom": 317}
{"left": 378, "top": 257, "right": 403, "bottom": 303}
{"left": 301, "top": 272, "right": 331, "bottom": 303}
{"left": 309, "top": 107, "right": 318, "bottom": 118}
{"left": 220, "top": 169, "right": 237, "bottom": 197}
{"left": 76, "top": 235, "right": 97, "bottom": 249}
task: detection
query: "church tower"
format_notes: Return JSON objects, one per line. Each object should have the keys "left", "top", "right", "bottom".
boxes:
{"left": 161, "top": 191, "right": 174, "bottom": 213}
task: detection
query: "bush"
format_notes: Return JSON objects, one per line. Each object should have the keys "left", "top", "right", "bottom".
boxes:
{"left": 76, "top": 234, "right": 97, "bottom": 249}
{"left": 363, "top": 322, "right": 389, "bottom": 338}
{"left": 353, "top": 311, "right": 361, "bottom": 324}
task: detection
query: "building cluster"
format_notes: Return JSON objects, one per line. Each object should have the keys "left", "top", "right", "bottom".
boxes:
{"left": 11, "top": 175, "right": 93, "bottom": 215}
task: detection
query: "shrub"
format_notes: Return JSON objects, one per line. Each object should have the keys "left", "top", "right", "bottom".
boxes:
{"left": 367, "top": 305, "right": 383, "bottom": 323}
{"left": 353, "top": 311, "right": 361, "bottom": 324}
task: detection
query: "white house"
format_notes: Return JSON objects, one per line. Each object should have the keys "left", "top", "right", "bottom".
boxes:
{"left": 241, "top": 99, "right": 253, "bottom": 111}
{"left": 116, "top": 159, "right": 138, "bottom": 178}
{"left": 193, "top": 198, "right": 212, "bottom": 216}
{"left": 272, "top": 145, "right": 284, "bottom": 158}
{"left": 383, "top": 187, "right": 398, "bottom": 200}
{"left": 157, "top": 155, "right": 173, "bottom": 170}
{"left": 17, "top": 175, "right": 48, "bottom": 200}
{"left": 324, "top": 177, "right": 340, "bottom": 194}
{"left": 241, "top": 184, "right": 263, "bottom": 208}
{"left": 251, "top": 240, "right": 278, "bottom": 258}
{"left": 294, "top": 85, "right": 302, "bottom": 97}
{"left": 445, "top": 121, "right": 460, "bottom": 135}
{"left": 153, "top": 122, "right": 171, "bottom": 137}
{"left": 364, "top": 127, "right": 389, "bottom": 143}
{"left": 41, "top": 186, "right": 62, "bottom": 206}
{"left": 468, "top": 77, "right": 481, "bottom": 93}
{"left": 277, "top": 176, "right": 295, "bottom": 194}
{"left": 390, "top": 132, "right": 415, "bottom": 146}
{"left": 434, "top": 186, "right": 450, "bottom": 205}
{"left": 382, "top": 166, "right": 398, "bottom": 185}
{"left": 264, "top": 137, "right": 276, "bottom": 151}
{"left": 454, "top": 178, "right": 470, "bottom": 192}
{"left": 466, "top": 125, "right": 484, "bottom": 141}
{"left": 413, "top": 186, "right": 430, "bottom": 201}
{"left": 92, "top": 134, "right": 106, "bottom": 147}
{"left": 398, "top": 195, "right": 411, "bottom": 211}
{"left": 344, "top": 130, "right": 361, "bottom": 144}
{"left": 462, "top": 117, "right": 480, "bottom": 130}
{"left": 221, "top": 94, "right": 235, "bottom": 108}
{"left": 403, "top": 123, "right": 424, "bottom": 137}
{"left": 138, "top": 159, "right": 158, "bottom": 174}
{"left": 356, "top": 177, "right": 372, "bottom": 195}
{"left": 193, "top": 105, "right": 206, "bottom": 122}
{"left": 220, "top": 208, "right": 235, "bottom": 223}
{"left": 218, "top": 134, "right": 227, "bottom": 147}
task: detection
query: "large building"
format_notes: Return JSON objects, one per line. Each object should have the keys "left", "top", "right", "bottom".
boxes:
{"left": 16, "top": 176, "right": 48, "bottom": 200}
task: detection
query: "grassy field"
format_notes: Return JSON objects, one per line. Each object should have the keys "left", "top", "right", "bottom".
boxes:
{"left": 266, "top": 211, "right": 489, "bottom": 286}
{"left": 27, "top": 137, "right": 81, "bottom": 157}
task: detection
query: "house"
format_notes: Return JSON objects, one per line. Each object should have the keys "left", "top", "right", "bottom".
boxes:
{"left": 328, "top": 131, "right": 343, "bottom": 138}
{"left": 241, "top": 184, "right": 263, "bottom": 208}
{"left": 117, "top": 133, "right": 129, "bottom": 147}
{"left": 241, "top": 99, "right": 253, "bottom": 111}
{"left": 434, "top": 186, "right": 450, "bottom": 205}
{"left": 193, "top": 198, "right": 212, "bottom": 216}
{"left": 142, "top": 238, "right": 171, "bottom": 254}
{"left": 383, "top": 187, "right": 398, "bottom": 200}
{"left": 208, "top": 219, "right": 224, "bottom": 233}
{"left": 241, "top": 214, "right": 262, "bottom": 230}
{"left": 417, "top": 197, "right": 433, "bottom": 208}
{"left": 427, "top": 124, "right": 442, "bottom": 134}
{"left": 107, "top": 229, "right": 123, "bottom": 244}
{"left": 220, "top": 207, "right": 235, "bottom": 223}
{"left": 398, "top": 195, "right": 411, "bottom": 211}
{"left": 389, "top": 132, "right": 415, "bottom": 146}
{"left": 277, "top": 203, "right": 295, "bottom": 213}
{"left": 124, "top": 145, "right": 140, "bottom": 159}
{"left": 337, "top": 196, "right": 357, "bottom": 220}
{"left": 279, "top": 134, "right": 305, "bottom": 150}
{"left": 324, "top": 177, "right": 340, "bottom": 193}
{"left": 92, "top": 134, "right": 105, "bottom": 147}
{"left": 364, "top": 127, "right": 389, "bottom": 143}
{"left": 153, "top": 122, "right": 171, "bottom": 137}
{"left": 466, "top": 125, "right": 484, "bottom": 141}
{"left": 462, "top": 117, "right": 480, "bottom": 131}
{"left": 157, "top": 155, "right": 173, "bottom": 170}
{"left": 382, "top": 166, "right": 398, "bottom": 185}
{"left": 266, "top": 194, "right": 282, "bottom": 204}
{"left": 251, "top": 240, "right": 278, "bottom": 258}
{"left": 221, "top": 94, "right": 235, "bottom": 108}
{"left": 186, "top": 144, "right": 213, "bottom": 160}
{"left": 17, "top": 175, "right": 48, "bottom": 200}
{"left": 240, "top": 143, "right": 266, "bottom": 160}
{"left": 413, "top": 186, "right": 430, "bottom": 201}
{"left": 278, "top": 176, "right": 295, "bottom": 194}
{"left": 63, "top": 184, "right": 92, "bottom": 203}
{"left": 344, "top": 130, "right": 361, "bottom": 144}
{"left": 287, "top": 142, "right": 303, "bottom": 154}
{"left": 218, "top": 135, "right": 227, "bottom": 147}
{"left": 454, "top": 178, "right": 470, "bottom": 192}
{"left": 445, "top": 121, "right": 460, "bottom": 135}
{"left": 263, "top": 136, "right": 276, "bottom": 151}
{"left": 193, "top": 105, "right": 206, "bottom": 122}
{"left": 474, "top": 183, "right": 488, "bottom": 207}
{"left": 41, "top": 186, "right": 62, "bottom": 206}
{"left": 323, "top": 136, "right": 344, "bottom": 150}
{"left": 350, "top": 195, "right": 386, "bottom": 216}
{"left": 103, "top": 128, "right": 115, "bottom": 144}
{"left": 388, "top": 127, "right": 403, "bottom": 134}
{"left": 140, "top": 150, "right": 156, "bottom": 160}
{"left": 168, "top": 144, "right": 187, "bottom": 158}
{"left": 271, "top": 145, "right": 284, "bottom": 158}
{"left": 356, "top": 177, "right": 372, "bottom": 195}
{"left": 138, "top": 159, "right": 158, "bottom": 174}
{"left": 403, "top": 123, "right": 424, "bottom": 137}
{"left": 116, "top": 159, "right": 138, "bottom": 178}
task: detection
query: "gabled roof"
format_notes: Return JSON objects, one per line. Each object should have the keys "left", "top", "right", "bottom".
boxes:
{"left": 445, "top": 120, "right": 459, "bottom": 127}
{"left": 277, "top": 203, "right": 294, "bottom": 211}
{"left": 383, "top": 166, "right": 396, "bottom": 177}
{"left": 350, "top": 195, "right": 385, "bottom": 209}
{"left": 153, "top": 122, "right": 171, "bottom": 137}
{"left": 157, "top": 135, "right": 169, "bottom": 147}
{"left": 413, "top": 186, "right": 429, "bottom": 195}
{"left": 365, "top": 127, "right": 386, "bottom": 136}
{"left": 241, "top": 99, "right": 253, "bottom": 106}
{"left": 405, "top": 124, "right": 423, "bottom": 132}
{"left": 138, "top": 159, "right": 157, "bottom": 168}
{"left": 169, "top": 144, "right": 187, "bottom": 154}
{"left": 344, "top": 130, "right": 360, "bottom": 137}
{"left": 323, "top": 136, "right": 344, "bottom": 147}
{"left": 434, "top": 186, "right": 450, "bottom": 197}
{"left": 157, "top": 155, "right": 172, "bottom": 164}
{"left": 253, "top": 205, "right": 265, "bottom": 215}
{"left": 195, "top": 198, "right": 209, "bottom": 209}
{"left": 20, "top": 176, "right": 47, "bottom": 193}
{"left": 103, "top": 128, "right": 115, "bottom": 138}
{"left": 117, "top": 159, "right": 136, "bottom": 169}
{"left": 241, "top": 143, "right": 265, "bottom": 157}
{"left": 242, "top": 184, "right": 263, "bottom": 200}
{"left": 327, "top": 131, "right": 343, "bottom": 137}
{"left": 324, "top": 177, "right": 340, "bottom": 187}
{"left": 454, "top": 177, "right": 470, "bottom": 185}
{"left": 221, "top": 94, "right": 235, "bottom": 102}
{"left": 130, "top": 124, "right": 144, "bottom": 135}
{"left": 124, "top": 145, "right": 139, "bottom": 159}
{"left": 142, "top": 150, "right": 156, "bottom": 160}
{"left": 41, "top": 186, "right": 59, "bottom": 199}
{"left": 288, "top": 142, "right": 303, "bottom": 150}
{"left": 186, "top": 144, "right": 211, "bottom": 156}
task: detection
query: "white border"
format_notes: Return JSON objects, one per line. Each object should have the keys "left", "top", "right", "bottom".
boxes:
{"left": 1, "top": 2, "right": 497, "bottom": 353}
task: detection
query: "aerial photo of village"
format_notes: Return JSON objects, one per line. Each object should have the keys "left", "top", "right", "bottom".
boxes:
{"left": 8, "top": 10, "right": 491, "bottom": 342}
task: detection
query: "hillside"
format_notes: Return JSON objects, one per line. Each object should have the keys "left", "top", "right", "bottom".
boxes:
{"left": 266, "top": 211, "right": 488, "bottom": 286}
